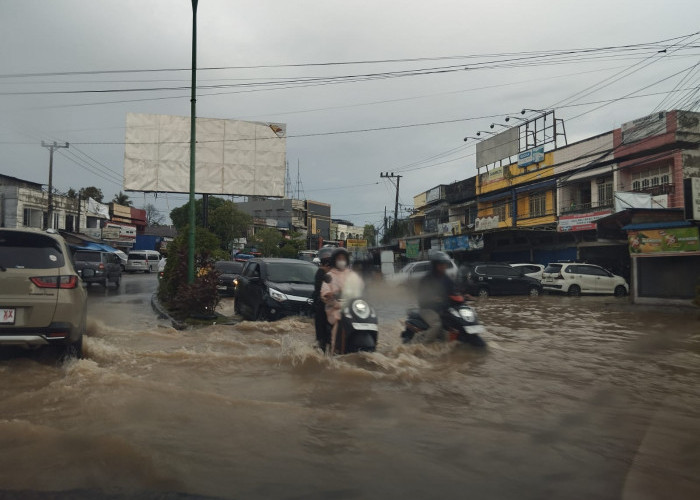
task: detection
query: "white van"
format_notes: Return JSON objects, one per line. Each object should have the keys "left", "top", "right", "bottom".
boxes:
{"left": 126, "top": 250, "right": 161, "bottom": 273}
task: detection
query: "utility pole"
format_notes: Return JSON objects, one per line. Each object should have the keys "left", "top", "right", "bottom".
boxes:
{"left": 187, "top": 0, "right": 198, "bottom": 284}
{"left": 380, "top": 172, "right": 402, "bottom": 227}
{"left": 41, "top": 141, "right": 69, "bottom": 229}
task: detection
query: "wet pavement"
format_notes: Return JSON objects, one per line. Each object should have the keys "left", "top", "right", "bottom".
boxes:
{"left": 1, "top": 273, "right": 699, "bottom": 499}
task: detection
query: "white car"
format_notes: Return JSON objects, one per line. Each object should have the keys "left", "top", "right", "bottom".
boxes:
{"left": 541, "top": 263, "right": 628, "bottom": 296}
{"left": 511, "top": 263, "right": 545, "bottom": 282}
{"left": 387, "top": 260, "right": 458, "bottom": 285}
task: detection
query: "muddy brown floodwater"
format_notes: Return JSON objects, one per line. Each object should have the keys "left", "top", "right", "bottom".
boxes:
{"left": 1, "top": 275, "right": 699, "bottom": 500}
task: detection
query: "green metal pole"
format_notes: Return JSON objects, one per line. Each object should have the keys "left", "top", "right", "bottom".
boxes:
{"left": 188, "top": 0, "right": 198, "bottom": 284}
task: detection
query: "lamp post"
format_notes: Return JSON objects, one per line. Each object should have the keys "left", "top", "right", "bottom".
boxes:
{"left": 187, "top": 0, "right": 198, "bottom": 284}
{"left": 489, "top": 123, "right": 510, "bottom": 129}
{"left": 463, "top": 136, "right": 481, "bottom": 142}
{"left": 476, "top": 130, "right": 496, "bottom": 136}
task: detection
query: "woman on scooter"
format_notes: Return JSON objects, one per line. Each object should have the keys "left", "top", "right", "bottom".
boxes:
{"left": 321, "top": 247, "right": 364, "bottom": 353}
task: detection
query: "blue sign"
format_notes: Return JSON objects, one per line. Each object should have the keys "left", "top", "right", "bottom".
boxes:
{"left": 518, "top": 146, "right": 545, "bottom": 168}
{"left": 444, "top": 235, "right": 469, "bottom": 251}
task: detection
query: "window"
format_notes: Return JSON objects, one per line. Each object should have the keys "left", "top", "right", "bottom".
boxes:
{"left": 529, "top": 192, "right": 547, "bottom": 217}
{"left": 493, "top": 204, "right": 506, "bottom": 221}
{"left": 0, "top": 231, "right": 65, "bottom": 269}
{"left": 23, "top": 207, "right": 43, "bottom": 228}
{"left": 631, "top": 166, "right": 671, "bottom": 191}
{"left": 597, "top": 180, "right": 613, "bottom": 206}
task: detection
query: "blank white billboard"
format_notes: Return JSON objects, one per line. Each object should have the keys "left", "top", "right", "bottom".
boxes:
{"left": 476, "top": 127, "right": 519, "bottom": 168}
{"left": 123, "top": 113, "right": 286, "bottom": 196}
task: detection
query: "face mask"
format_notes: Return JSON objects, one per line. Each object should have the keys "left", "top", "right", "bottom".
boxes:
{"left": 336, "top": 260, "right": 348, "bottom": 270}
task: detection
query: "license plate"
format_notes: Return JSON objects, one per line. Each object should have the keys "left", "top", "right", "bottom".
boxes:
{"left": 465, "top": 325, "right": 485, "bottom": 334}
{"left": 216, "top": 285, "right": 227, "bottom": 290}
{"left": 1, "top": 308, "right": 16, "bottom": 324}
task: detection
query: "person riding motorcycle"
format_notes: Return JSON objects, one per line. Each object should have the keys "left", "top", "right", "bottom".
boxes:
{"left": 414, "top": 251, "right": 459, "bottom": 343}
{"left": 321, "top": 247, "right": 364, "bottom": 352}
{"left": 312, "top": 247, "right": 333, "bottom": 351}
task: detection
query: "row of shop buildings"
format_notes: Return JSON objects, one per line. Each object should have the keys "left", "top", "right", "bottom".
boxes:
{"left": 404, "top": 109, "right": 700, "bottom": 306}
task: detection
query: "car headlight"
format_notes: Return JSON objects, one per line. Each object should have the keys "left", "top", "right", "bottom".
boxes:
{"left": 268, "top": 288, "right": 288, "bottom": 302}
{"left": 459, "top": 308, "right": 476, "bottom": 322}
{"left": 351, "top": 300, "right": 371, "bottom": 319}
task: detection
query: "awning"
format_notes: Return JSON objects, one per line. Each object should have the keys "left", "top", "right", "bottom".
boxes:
{"left": 514, "top": 178, "right": 557, "bottom": 194}
{"left": 622, "top": 221, "right": 693, "bottom": 231}
{"left": 478, "top": 190, "right": 511, "bottom": 203}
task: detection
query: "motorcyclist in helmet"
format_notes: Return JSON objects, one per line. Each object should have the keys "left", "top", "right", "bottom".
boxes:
{"left": 312, "top": 247, "right": 334, "bottom": 351}
{"left": 414, "top": 251, "right": 459, "bottom": 343}
{"left": 321, "top": 247, "right": 364, "bottom": 352}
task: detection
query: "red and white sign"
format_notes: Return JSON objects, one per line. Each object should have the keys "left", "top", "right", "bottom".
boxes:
{"left": 1, "top": 308, "right": 16, "bottom": 324}
{"left": 103, "top": 222, "right": 136, "bottom": 240}
{"left": 558, "top": 210, "right": 612, "bottom": 232}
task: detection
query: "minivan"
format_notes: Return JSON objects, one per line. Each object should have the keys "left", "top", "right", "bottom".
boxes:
{"left": 125, "top": 250, "right": 161, "bottom": 273}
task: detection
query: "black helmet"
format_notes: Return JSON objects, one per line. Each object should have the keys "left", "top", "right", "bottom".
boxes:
{"left": 330, "top": 247, "right": 350, "bottom": 268}
{"left": 429, "top": 251, "right": 451, "bottom": 269}
{"left": 318, "top": 247, "right": 333, "bottom": 265}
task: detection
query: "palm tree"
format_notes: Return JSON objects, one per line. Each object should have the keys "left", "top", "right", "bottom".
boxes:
{"left": 112, "top": 191, "right": 133, "bottom": 207}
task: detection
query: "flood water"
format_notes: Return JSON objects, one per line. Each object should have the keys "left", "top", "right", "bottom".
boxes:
{"left": 1, "top": 274, "right": 699, "bottom": 499}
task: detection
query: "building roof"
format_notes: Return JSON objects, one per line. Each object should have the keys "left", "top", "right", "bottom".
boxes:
{"left": 0, "top": 173, "right": 43, "bottom": 190}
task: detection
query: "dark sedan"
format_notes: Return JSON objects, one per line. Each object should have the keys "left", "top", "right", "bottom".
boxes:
{"left": 234, "top": 258, "right": 317, "bottom": 321}
{"left": 214, "top": 260, "right": 245, "bottom": 296}
{"left": 462, "top": 262, "right": 543, "bottom": 298}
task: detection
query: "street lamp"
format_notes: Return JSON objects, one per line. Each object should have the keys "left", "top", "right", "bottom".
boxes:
{"left": 463, "top": 136, "right": 481, "bottom": 142}
{"left": 521, "top": 108, "right": 548, "bottom": 115}
{"left": 476, "top": 130, "right": 496, "bottom": 136}
{"left": 505, "top": 116, "right": 527, "bottom": 123}
{"left": 489, "top": 123, "right": 509, "bottom": 129}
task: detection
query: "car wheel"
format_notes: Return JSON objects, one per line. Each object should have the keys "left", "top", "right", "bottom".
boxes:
{"left": 477, "top": 287, "right": 489, "bottom": 299}
{"left": 614, "top": 285, "right": 627, "bottom": 297}
{"left": 528, "top": 287, "right": 541, "bottom": 297}
{"left": 255, "top": 305, "right": 270, "bottom": 322}
{"left": 568, "top": 285, "right": 581, "bottom": 296}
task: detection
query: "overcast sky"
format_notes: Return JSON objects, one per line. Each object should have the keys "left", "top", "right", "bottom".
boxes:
{"left": 1, "top": 0, "right": 698, "bottom": 229}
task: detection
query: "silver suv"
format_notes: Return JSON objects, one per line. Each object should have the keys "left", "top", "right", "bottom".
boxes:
{"left": 0, "top": 228, "right": 87, "bottom": 358}
{"left": 542, "top": 263, "right": 628, "bottom": 297}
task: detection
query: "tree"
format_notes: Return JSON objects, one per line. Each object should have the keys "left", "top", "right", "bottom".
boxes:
{"left": 170, "top": 196, "right": 227, "bottom": 230}
{"left": 363, "top": 224, "right": 377, "bottom": 247}
{"left": 144, "top": 203, "right": 165, "bottom": 226}
{"left": 79, "top": 186, "right": 103, "bottom": 202}
{"left": 252, "top": 227, "right": 283, "bottom": 257}
{"left": 112, "top": 191, "right": 133, "bottom": 206}
{"left": 66, "top": 188, "right": 78, "bottom": 199}
{"left": 279, "top": 231, "right": 306, "bottom": 258}
{"left": 209, "top": 201, "right": 252, "bottom": 251}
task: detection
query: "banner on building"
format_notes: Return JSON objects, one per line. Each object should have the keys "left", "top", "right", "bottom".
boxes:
{"left": 518, "top": 146, "right": 545, "bottom": 168}
{"left": 444, "top": 235, "right": 469, "bottom": 251}
{"left": 474, "top": 216, "right": 499, "bottom": 231}
{"left": 86, "top": 198, "right": 109, "bottom": 218}
{"left": 439, "top": 221, "right": 461, "bottom": 236}
{"left": 558, "top": 209, "right": 613, "bottom": 232}
{"left": 628, "top": 227, "right": 699, "bottom": 255}
{"left": 614, "top": 191, "right": 652, "bottom": 212}
{"left": 406, "top": 241, "right": 420, "bottom": 259}
{"left": 470, "top": 234, "right": 484, "bottom": 250}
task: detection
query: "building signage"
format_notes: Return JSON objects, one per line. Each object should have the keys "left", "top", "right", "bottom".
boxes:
{"left": 104, "top": 222, "right": 136, "bottom": 240}
{"left": 687, "top": 177, "right": 700, "bottom": 220}
{"left": 518, "top": 146, "right": 545, "bottom": 168}
{"left": 474, "top": 216, "right": 499, "bottom": 231}
{"left": 480, "top": 166, "right": 505, "bottom": 185}
{"left": 406, "top": 241, "right": 420, "bottom": 259}
{"left": 621, "top": 111, "right": 666, "bottom": 144}
{"left": 439, "top": 221, "right": 461, "bottom": 236}
{"left": 628, "top": 227, "right": 700, "bottom": 255}
{"left": 346, "top": 239, "right": 368, "bottom": 249}
{"left": 101, "top": 227, "right": 120, "bottom": 240}
{"left": 470, "top": 234, "right": 484, "bottom": 250}
{"left": 558, "top": 209, "right": 613, "bottom": 232}
{"left": 444, "top": 235, "right": 469, "bottom": 251}
{"left": 81, "top": 228, "right": 102, "bottom": 239}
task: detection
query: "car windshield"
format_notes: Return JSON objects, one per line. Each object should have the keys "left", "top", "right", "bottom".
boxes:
{"left": 74, "top": 251, "right": 101, "bottom": 262}
{"left": 0, "top": 231, "right": 65, "bottom": 269}
{"left": 215, "top": 261, "right": 243, "bottom": 274}
{"left": 544, "top": 264, "right": 563, "bottom": 273}
{"left": 128, "top": 253, "right": 145, "bottom": 260}
{"left": 265, "top": 261, "right": 316, "bottom": 284}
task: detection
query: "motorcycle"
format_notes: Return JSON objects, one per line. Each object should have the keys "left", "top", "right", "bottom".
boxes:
{"left": 401, "top": 295, "right": 486, "bottom": 347}
{"left": 324, "top": 272, "right": 378, "bottom": 354}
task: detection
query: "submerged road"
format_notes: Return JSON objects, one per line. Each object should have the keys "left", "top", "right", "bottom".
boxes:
{"left": 1, "top": 273, "right": 699, "bottom": 499}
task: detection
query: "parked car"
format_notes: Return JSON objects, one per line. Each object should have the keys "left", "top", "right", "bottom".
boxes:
{"left": 463, "top": 262, "right": 543, "bottom": 298}
{"left": 125, "top": 250, "right": 161, "bottom": 273}
{"left": 388, "top": 259, "right": 458, "bottom": 286}
{"left": 234, "top": 258, "right": 317, "bottom": 321}
{"left": 510, "top": 263, "right": 545, "bottom": 282}
{"left": 0, "top": 228, "right": 87, "bottom": 358}
{"left": 214, "top": 260, "right": 244, "bottom": 296}
{"left": 541, "top": 263, "right": 628, "bottom": 296}
{"left": 73, "top": 250, "right": 122, "bottom": 288}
